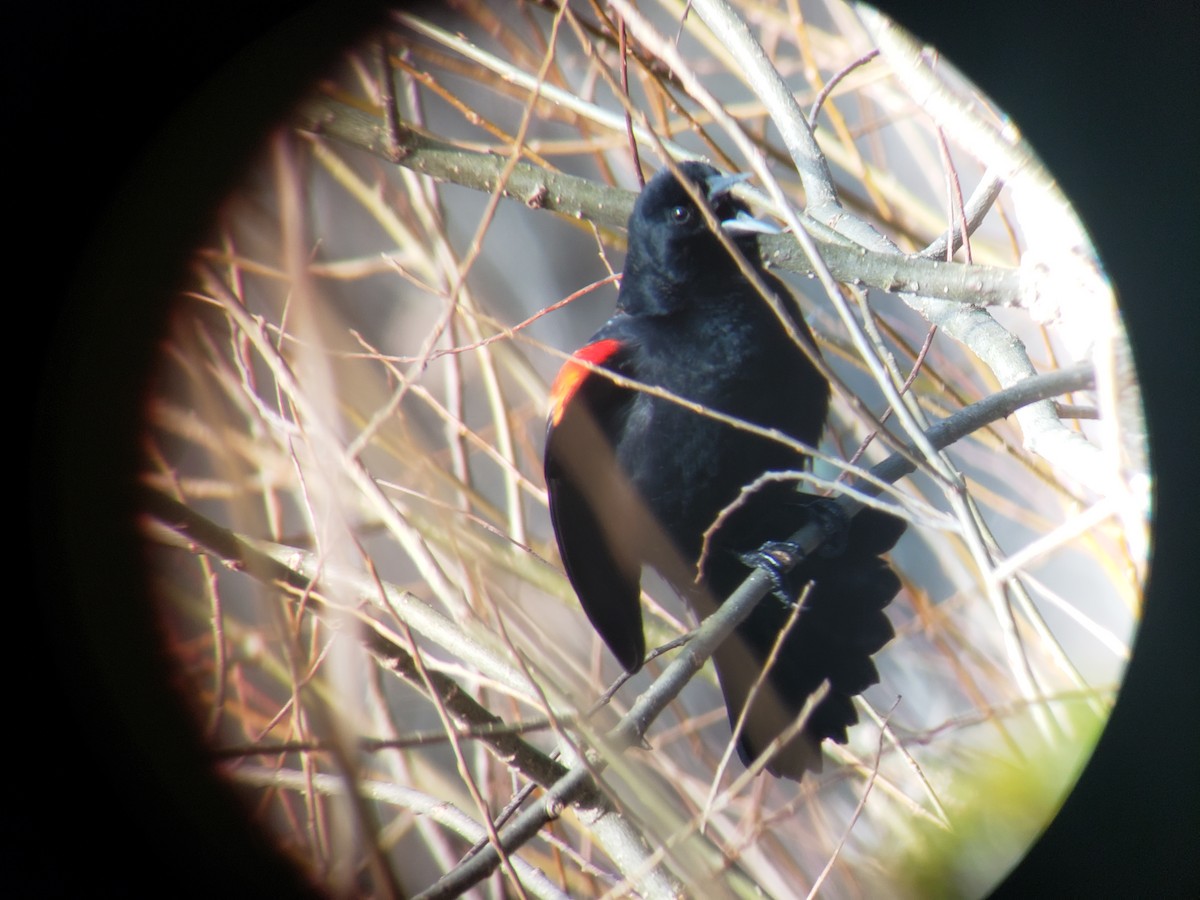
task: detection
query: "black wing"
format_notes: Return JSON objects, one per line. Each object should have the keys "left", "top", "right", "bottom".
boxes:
{"left": 545, "top": 335, "right": 647, "bottom": 672}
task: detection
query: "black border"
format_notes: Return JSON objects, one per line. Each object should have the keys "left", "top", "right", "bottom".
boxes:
{"left": 23, "top": 1, "right": 1199, "bottom": 895}
{"left": 891, "top": 3, "right": 1200, "bottom": 895}
{"left": 25, "top": 2, "right": 381, "bottom": 894}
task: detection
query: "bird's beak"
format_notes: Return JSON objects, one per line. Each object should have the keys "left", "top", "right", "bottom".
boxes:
{"left": 721, "top": 209, "right": 782, "bottom": 235}
{"left": 705, "top": 172, "right": 783, "bottom": 235}
{"left": 704, "top": 171, "right": 752, "bottom": 200}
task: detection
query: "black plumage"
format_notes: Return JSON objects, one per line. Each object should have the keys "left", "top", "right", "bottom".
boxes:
{"left": 545, "top": 162, "right": 905, "bottom": 778}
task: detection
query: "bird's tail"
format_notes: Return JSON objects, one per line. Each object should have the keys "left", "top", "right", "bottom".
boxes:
{"left": 708, "top": 504, "right": 906, "bottom": 779}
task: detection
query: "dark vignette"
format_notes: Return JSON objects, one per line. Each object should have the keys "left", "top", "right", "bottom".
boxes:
{"left": 22, "top": 0, "right": 1197, "bottom": 895}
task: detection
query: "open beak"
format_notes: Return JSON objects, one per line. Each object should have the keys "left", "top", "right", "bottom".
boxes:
{"left": 704, "top": 171, "right": 752, "bottom": 200}
{"left": 704, "top": 171, "right": 783, "bottom": 235}
{"left": 721, "top": 209, "right": 782, "bottom": 235}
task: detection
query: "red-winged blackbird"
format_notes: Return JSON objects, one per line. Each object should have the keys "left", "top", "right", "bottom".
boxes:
{"left": 545, "top": 162, "right": 905, "bottom": 778}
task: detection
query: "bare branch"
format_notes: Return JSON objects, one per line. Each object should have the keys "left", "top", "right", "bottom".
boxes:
{"left": 292, "top": 96, "right": 1024, "bottom": 308}
{"left": 233, "top": 765, "right": 571, "bottom": 900}
{"left": 411, "top": 362, "right": 1096, "bottom": 898}
{"left": 141, "top": 488, "right": 575, "bottom": 791}
{"left": 857, "top": 6, "right": 1116, "bottom": 492}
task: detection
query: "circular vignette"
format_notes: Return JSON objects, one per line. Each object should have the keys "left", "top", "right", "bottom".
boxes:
{"left": 31, "top": 0, "right": 1197, "bottom": 897}
{"left": 34, "top": 2, "right": 388, "bottom": 895}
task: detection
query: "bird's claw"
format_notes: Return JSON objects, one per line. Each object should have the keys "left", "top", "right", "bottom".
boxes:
{"left": 738, "top": 540, "right": 804, "bottom": 605}
{"left": 804, "top": 498, "right": 850, "bottom": 557}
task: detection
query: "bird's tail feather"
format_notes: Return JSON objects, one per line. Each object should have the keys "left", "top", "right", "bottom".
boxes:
{"left": 708, "top": 504, "right": 905, "bottom": 778}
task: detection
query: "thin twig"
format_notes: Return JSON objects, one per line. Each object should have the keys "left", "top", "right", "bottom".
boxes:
{"left": 807, "top": 48, "right": 880, "bottom": 130}
{"left": 616, "top": 16, "right": 645, "bottom": 186}
{"left": 410, "top": 362, "right": 1095, "bottom": 898}
{"left": 293, "top": 93, "right": 1026, "bottom": 309}
{"left": 807, "top": 699, "right": 899, "bottom": 898}
{"left": 232, "top": 765, "right": 570, "bottom": 900}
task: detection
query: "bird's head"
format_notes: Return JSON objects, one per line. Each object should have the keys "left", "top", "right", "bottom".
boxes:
{"left": 618, "top": 161, "right": 780, "bottom": 316}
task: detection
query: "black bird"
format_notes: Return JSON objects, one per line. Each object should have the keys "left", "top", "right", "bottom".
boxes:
{"left": 544, "top": 162, "right": 905, "bottom": 778}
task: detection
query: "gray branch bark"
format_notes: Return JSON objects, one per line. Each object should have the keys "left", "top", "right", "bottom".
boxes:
{"left": 411, "top": 362, "right": 1096, "bottom": 899}
{"left": 293, "top": 94, "right": 1023, "bottom": 309}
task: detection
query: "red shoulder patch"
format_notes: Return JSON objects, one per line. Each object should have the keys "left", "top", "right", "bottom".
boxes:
{"left": 548, "top": 338, "right": 622, "bottom": 426}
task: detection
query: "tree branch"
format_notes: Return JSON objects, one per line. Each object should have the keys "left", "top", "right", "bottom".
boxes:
{"left": 661, "top": 1, "right": 1112, "bottom": 494}
{"left": 141, "top": 488, "right": 575, "bottom": 792}
{"left": 856, "top": 7, "right": 1114, "bottom": 492}
{"left": 233, "top": 765, "right": 571, "bottom": 900}
{"left": 412, "top": 361, "right": 1096, "bottom": 898}
{"left": 145, "top": 360, "right": 1092, "bottom": 898}
{"left": 292, "top": 93, "right": 1023, "bottom": 309}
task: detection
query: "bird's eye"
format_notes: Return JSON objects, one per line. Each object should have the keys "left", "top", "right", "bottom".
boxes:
{"left": 669, "top": 205, "right": 693, "bottom": 225}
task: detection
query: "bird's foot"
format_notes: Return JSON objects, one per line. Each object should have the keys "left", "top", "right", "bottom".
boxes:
{"left": 804, "top": 497, "right": 850, "bottom": 557}
{"left": 738, "top": 541, "right": 803, "bottom": 605}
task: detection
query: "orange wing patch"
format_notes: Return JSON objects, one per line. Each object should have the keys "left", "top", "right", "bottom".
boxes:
{"left": 549, "top": 338, "right": 621, "bottom": 426}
